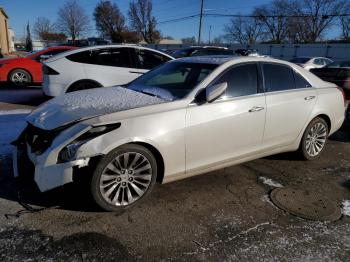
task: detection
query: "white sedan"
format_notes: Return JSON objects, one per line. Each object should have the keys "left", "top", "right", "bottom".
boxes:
{"left": 14, "top": 56, "right": 345, "bottom": 211}
{"left": 289, "top": 57, "right": 333, "bottom": 71}
{"left": 42, "top": 45, "right": 174, "bottom": 97}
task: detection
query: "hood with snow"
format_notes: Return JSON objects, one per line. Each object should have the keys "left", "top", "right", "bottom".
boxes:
{"left": 26, "top": 86, "right": 166, "bottom": 130}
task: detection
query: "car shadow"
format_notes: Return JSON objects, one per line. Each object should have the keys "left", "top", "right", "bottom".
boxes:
{"left": 0, "top": 155, "right": 101, "bottom": 214}
{"left": 0, "top": 83, "right": 49, "bottom": 107}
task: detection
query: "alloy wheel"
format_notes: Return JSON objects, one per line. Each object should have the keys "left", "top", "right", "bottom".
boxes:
{"left": 11, "top": 71, "right": 29, "bottom": 85}
{"left": 305, "top": 122, "right": 327, "bottom": 157}
{"left": 99, "top": 152, "right": 152, "bottom": 206}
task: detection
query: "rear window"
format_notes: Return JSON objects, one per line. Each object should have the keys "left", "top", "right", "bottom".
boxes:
{"left": 263, "top": 63, "right": 295, "bottom": 92}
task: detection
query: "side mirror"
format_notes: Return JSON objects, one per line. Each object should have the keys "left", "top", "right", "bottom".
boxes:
{"left": 206, "top": 82, "right": 227, "bottom": 103}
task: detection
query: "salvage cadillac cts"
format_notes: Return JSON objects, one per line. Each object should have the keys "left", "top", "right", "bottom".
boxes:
{"left": 13, "top": 57, "right": 346, "bottom": 211}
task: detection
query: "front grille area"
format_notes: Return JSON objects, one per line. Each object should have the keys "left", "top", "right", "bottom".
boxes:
{"left": 25, "top": 124, "right": 60, "bottom": 155}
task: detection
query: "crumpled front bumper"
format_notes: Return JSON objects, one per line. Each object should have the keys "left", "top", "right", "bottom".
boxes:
{"left": 13, "top": 144, "right": 90, "bottom": 192}
{"left": 12, "top": 122, "right": 92, "bottom": 192}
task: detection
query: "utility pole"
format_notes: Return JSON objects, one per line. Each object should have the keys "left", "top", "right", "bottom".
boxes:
{"left": 198, "top": 0, "right": 204, "bottom": 45}
{"left": 208, "top": 25, "right": 212, "bottom": 45}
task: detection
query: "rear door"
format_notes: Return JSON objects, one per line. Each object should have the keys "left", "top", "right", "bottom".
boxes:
{"left": 83, "top": 47, "right": 137, "bottom": 86}
{"left": 262, "top": 63, "right": 317, "bottom": 149}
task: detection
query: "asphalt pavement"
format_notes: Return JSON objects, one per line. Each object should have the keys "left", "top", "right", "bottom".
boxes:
{"left": 0, "top": 85, "right": 349, "bottom": 261}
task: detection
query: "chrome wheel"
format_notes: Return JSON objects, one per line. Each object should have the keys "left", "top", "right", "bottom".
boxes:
{"left": 99, "top": 152, "right": 152, "bottom": 206}
{"left": 305, "top": 122, "right": 327, "bottom": 157}
{"left": 11, "top": 71, "right": 30, "bottom": 85}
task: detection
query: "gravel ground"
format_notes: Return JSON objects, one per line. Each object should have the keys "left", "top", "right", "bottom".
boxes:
{"left": 0, "top": 87, "right": 349, "bottom": 261}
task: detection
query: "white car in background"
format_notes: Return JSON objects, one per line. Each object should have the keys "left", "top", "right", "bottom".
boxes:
{"left": 14, "top": 56, "right": 345, "bottom": 212}
{"left": 289, "top": 57, "right": 333, "bottom": 71}
{"left": 42, "top": 45, "right": 174, "bottom": 97}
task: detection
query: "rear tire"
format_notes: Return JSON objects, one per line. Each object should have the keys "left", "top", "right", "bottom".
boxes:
{"left": 299, "top": 117, "right": 328, "bottom": 160}
{"left": 91, "top": 144, "right": 157, "bottom": 212}
{"left": 9, "top": 69, "right": 32, "bottom": 86}
{"left": 67, "top": 81, "right": 100, "bottom": 93}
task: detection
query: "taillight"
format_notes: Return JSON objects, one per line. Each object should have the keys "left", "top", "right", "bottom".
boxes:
{"left": 43, "top": 65, "right": 59, "bottom": 75}
{"left": 337, "top": 87, "right": 346, "bottom": 107}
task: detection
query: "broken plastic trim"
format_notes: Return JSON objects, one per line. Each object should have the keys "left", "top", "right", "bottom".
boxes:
{"left": 58, "top": 123, "right": 121, "bottom": 163}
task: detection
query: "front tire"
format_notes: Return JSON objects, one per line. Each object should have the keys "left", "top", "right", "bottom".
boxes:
{"left": 91, "top": 144, "right": 157, "bottom": 212}
{"left": 9, "top": 69, "right": 32, "bottom": 86}
{"left": 300, "top": 117, "right": 328, "bottom": 160}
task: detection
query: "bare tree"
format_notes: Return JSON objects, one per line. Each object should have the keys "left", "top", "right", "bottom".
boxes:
{"left": 57, "top": 0, "right": 89, "bottom": 42}
{"left": 224, "top": 16, "right": 264, "bottom": 44}
{"left": 33, "top": 17, "right": 56, "bottom": 40}
{"left": 339, "top": 1, "right": 350, "bottom": 40}
{"left": 94, "top": 0, "right": 126, "bottom": 43}
{"left": 290, "top": 0, "right": 343, "bottom": 43}
{"left": 253, "top": 0, "right": 294, "bottom": 43}
{"left": 128, "top": 0, "right": 161, "bottom": 43}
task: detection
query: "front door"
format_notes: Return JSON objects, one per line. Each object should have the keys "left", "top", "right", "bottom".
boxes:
{"left": 185, "top": 63, "right": 266, "bottom": 172}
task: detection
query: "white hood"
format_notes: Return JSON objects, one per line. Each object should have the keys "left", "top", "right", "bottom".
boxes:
{"left": 26, "top": 86, "right": 166, "bottom": 130}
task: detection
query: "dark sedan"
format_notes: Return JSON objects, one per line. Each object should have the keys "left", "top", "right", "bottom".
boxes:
{"left": 310, "top": 60, "right": 350, "bottom": 97}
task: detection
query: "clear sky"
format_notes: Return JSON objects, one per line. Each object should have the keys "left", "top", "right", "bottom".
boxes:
{"left": 0, "top": 0, "right": 273, "bottom": 41}
{"left": 0, "top": 0, "right": 340, "bottom": 42}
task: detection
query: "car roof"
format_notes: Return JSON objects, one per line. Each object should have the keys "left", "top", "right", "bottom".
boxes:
{"left": 44, "top": 44, "right": 174, "bottom": 62}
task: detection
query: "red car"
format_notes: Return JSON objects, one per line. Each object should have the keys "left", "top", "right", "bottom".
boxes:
{"left": 0, "top": 46, "right": 77, "bottom": 86}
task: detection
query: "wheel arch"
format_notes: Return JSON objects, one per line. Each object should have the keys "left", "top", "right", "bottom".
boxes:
{"left": 131, "top": 141, "right": 165, "bottom": 184}
{"left": 66, "top": 79, "right": 103, "bottom": 93}
{"left": 315, "top": 113, "right": 331, "bottom": 132}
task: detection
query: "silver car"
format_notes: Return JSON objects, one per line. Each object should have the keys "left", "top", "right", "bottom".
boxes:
{"left": 13, "top": 56, "right": 346, "bottom": 211}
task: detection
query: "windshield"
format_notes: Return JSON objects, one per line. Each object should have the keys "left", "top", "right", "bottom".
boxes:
{"left": 326, "top": 61, "right": 350, "bottom": 68}
{"left": 128, "top": 61, "right": 218, "bottom": 100}
{"left": 289, "top": 57, "right": 310, "bottom": 64}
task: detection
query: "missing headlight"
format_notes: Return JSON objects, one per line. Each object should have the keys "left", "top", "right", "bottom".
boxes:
{"left": 58, "top": 123, "right": 121, "bottom": 163}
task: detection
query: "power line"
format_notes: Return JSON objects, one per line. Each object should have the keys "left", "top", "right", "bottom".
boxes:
{"left": 157, "top": 12, "right": 350, "bottom": 25}
{"left": 158, "top": 14, "right": 200, "bottom": 25}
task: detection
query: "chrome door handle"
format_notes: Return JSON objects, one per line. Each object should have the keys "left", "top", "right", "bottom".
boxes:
{"left": 304, "top": 96, "right": 316, "bottom": 101}
{"left": 249, "top": 106, "right": 264, "bottom": 112}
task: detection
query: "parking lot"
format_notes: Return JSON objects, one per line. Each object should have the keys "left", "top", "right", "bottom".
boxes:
{"left": 0, "top": 86, "right": 349, "bottom": 261}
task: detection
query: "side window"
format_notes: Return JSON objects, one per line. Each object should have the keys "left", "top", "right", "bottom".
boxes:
{"left": 263, "top": 63, "right": 295, "bottom": 92}
{"left": 67, "top": 51, "right": 93, "bottom": 64}
{"left": 314, "top": 58, "right": 323, "bottom": 65}
{"left": 136, "top": 49, "right": 170, "bottom": 69}
{"left": 214, "top": 63, "right": 258, "bottom": 98}
{"left": 294, "top": 72, "right": 311, "bottom": 89}
{"left": 95, "top": 48, "right": 132, "bottom": 67}
{"left": 67, "top": 48, "right": 132, "bottom": 67}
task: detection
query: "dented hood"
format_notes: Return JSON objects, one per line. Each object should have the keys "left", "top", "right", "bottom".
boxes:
{"left": 26, "top": 86, "right": 166, "bottom": 130}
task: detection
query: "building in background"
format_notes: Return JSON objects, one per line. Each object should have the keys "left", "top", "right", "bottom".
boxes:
{"left": 8, "top": 28, "right": 15, "bottom": 52}
{"left": 0, "top": 7, "right": 11, "bottom": 55}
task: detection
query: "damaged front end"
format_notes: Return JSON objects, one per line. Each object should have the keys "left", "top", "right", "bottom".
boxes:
{"left": 12, "top": 122, "right": 94, "bottom": 192}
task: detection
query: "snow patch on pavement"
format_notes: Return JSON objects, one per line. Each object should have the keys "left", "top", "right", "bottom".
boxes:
{"left": 341, "top": 200, "right": 350, "bottom": 216}
{"left": 0, "top": 112, "right": 28, "bottom": 156}
{"left": 258, "top": 176, "right": 283, "bottom": 188}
